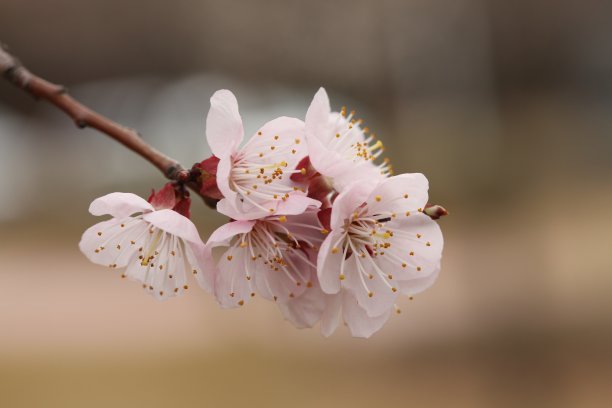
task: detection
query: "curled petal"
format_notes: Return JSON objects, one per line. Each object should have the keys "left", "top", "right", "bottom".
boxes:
{"left": 143, "top": 209, "right": 204, "bottom": 246}
{"left": 89, "top": 193, "right": 154, "bottom": 218}
{"left": 207, "top": 220, "right": 256, "bottom": 248}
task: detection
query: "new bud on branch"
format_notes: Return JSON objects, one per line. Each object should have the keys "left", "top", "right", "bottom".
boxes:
{"left": 79, "top": 87, "right": 446, "bottom": 338}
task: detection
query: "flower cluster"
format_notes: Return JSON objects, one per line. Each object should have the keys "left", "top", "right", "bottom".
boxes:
{"left": 80, "top": 88, "right": 444, "bottom": 338}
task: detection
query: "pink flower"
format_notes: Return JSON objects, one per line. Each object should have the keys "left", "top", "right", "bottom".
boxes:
{"left": 79, "top": 192, "right": 211, "bottom": 299}
{"left": 305, "top": 88, "right": 392, "bottom": 192}
{"left": 206, "top": 90, "right": 319, "bottom": 220}
{"left": 279, "top": 279, "right": 392, "bottom": 338}
{"left": 204, "top": 209, "right": 325, "bottom": 308}
{"left": 317, "top": 173, "right": 444, "bottom": 318}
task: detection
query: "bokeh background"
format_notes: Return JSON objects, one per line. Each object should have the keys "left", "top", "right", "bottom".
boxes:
{"left": 1, "top": 0, "right": 612, "bottom": 406}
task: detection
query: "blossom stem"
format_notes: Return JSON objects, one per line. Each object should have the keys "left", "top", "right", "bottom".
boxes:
{"left": 0, "top": 43, "right": 189, "bottom": 183}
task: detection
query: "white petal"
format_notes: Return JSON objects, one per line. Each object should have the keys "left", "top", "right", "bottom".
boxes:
{"left": 79, "top": 217, "right": 147, "bottom": 268}
{"left": 143, "top": 209, "right": 204, "bottom": 245}
{"left": 254, "top": 250, "right": 310, "bottom": 303}
{"left": 89, "top": 193, "right": 153, "bottom": 218}
{"left": 206, "top": 89, "right": 244, "bottom": 158}
{"left": 320, "top": 292, "right": 343, "bottom": 337}
{"left": 343, "top": 257, "right": 398, "bottom": 317}
{"left": 342, "top": 292, "right": 391, "bottom": 338}
{"left": 316, "top": 230, "right": 346, "bottom": 294}
{"left": 214, "top": 245, "right": 256, "bottom": 308}
{"left": 207, "top": 220, "right": 256, "bottom": 248}
{"left": 365, "top": 173, "right": 429, "bottom": 216}
{"left": 399, "top": 263, "right": 441, "bottom": 296}
{"left": 279, "top": 282, "right": 326, "bottom": 329}
{"left": 330, "top": 181, "right": 376, "bottom": 230}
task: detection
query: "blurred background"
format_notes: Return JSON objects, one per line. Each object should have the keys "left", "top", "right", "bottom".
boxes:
{"left": 1, "top": 0, "right": 612, "bottom": 406}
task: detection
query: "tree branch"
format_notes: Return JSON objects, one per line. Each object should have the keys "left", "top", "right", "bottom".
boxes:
{"left": 0, "top": 43, "right": 188, "bottom": 181}
{"left": 0, "top": 42, "right": 446, "bottom": 218}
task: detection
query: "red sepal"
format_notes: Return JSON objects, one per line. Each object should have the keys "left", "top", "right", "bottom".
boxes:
{"left": 317, "top": 207, "right": 332, "bottom": 232}
{"left": 290, "top": 156, "right": 317, "bottom": 183}
{"left": 172, "top": 195, "right": 191, "bottom": 219}
{"left": 194, "top": 155, "right": 223, "bottom": 201}
{"left": 148, "top": 183, "right": 177, "bottom": 210}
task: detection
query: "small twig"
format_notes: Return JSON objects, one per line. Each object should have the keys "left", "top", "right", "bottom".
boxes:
{"left": 0, "top": 43, "right": 187, "bottom": 181}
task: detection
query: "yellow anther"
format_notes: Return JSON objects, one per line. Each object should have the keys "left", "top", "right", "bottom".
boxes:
{"left": 375, "top": 195, "right": 382, "bottom": 202}
{"left": 227, "top": 255, "right": 233, "bottom": 261}
{"left": 278, "top": 216, "right": 287, "bottom": 223}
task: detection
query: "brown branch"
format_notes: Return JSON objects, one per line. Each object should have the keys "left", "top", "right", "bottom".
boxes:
{"left": 0, "top": 43, "right": 188, "bottom": 181}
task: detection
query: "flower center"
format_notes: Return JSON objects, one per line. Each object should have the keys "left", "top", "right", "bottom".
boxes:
{"left": 228, "top": 134, "right": 304, "bottom": 213}
{"left": 329, "top": 206, "right": 408, "bottom": 297}
{"left": 327, "top": 109, "right": 393, "bottom": 176}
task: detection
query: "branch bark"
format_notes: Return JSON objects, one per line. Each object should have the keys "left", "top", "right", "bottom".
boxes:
{"left": 0, "top": 43, "right": 188, "bottom": 181}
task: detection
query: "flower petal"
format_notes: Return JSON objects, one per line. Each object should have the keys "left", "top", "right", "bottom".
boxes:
{"left": 365, "top": 173, "right": 429, "bottom": 216}
{"left": 399, "top": 263, "right": 441, "bottom": 296}
{"left": 214, "top": 154, "right": 236, "bottom": 207}
{"left": 206, "top": 89, "right": 244, "bottom": 158}
{"left": 143, "top": 209, "right": 204, "bottom": 246}
{"left": 380, "top": 214, "right": 444, "bottom": 281}
{"left": 278, "top": 282, "right": 326, "bottom": 329}
{"left": 343, "top": 257, "right": 399, "bottom": 317}
{"left": 89, "top": 193, "right": 154, "bottom": 218}
{"left": 79, "top": 217, "right": 148, "bottom": 268}
{"left": 275, "top": 195, "right": 321, "bottom": 216}
{"left": 330, "top": 181, "right": 376, "bottom": 230}
{"left": 214, "top": 245, "right": 257, "bottom": 308}
{"left": 305, "top": 88, "right": 331, "bottom": 141}
{"left": 320, "top": 292, "right": 343, "bottom": 337}
{"left": 342, "top": 292, "right": 391, "bottom": 338}
{"left": 206, "top": 220, "right": 256, "bottom": 248}
{"left": 317, "top": 230, "right": 348, "bottom": 294}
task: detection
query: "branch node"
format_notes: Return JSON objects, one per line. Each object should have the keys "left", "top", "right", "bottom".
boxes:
{"left": 75, "top": 119, "right": 88, "bottom": 129}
